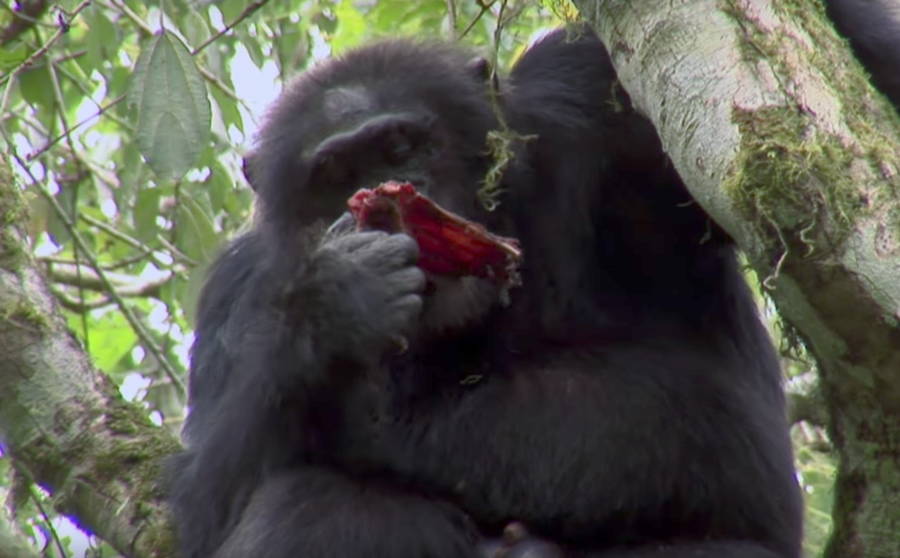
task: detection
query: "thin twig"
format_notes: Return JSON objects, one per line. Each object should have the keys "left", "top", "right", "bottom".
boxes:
{"left": 444, "top": 0, "right": 457, "bottom": 40}
{"left": 459, "top": 0, "right": 495, "bottom": 39}
{"left": 27, "top": 94, "right": 126, "bottom": 160}
{"left": 192, "top": 0, "right": 269, "bottom": 55}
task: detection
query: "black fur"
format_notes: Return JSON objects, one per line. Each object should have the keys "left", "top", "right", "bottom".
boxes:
{"left": 169, "top": 9, "right": 900, "bottom": 557}
{"left": 826, "top": 0, "right": 900, "bottom": 108}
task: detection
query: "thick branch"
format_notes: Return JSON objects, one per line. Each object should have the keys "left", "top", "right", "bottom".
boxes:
{"left": 576, "top": 2, "right": 900, "bottom": 389}
{"left": 0, "top": 166, "right": 179, "bottom": 557}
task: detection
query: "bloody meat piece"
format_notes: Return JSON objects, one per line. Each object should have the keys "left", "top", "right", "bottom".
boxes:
{"left": 348, "top": 181, "right": 522, "bottom": 286}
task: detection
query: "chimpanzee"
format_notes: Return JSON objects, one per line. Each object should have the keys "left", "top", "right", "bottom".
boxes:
{"left": 167, "top": 4, "right": 900, "bottom": 557}
{"left": 825, "top": 0, "right": 900, "bottom": 108}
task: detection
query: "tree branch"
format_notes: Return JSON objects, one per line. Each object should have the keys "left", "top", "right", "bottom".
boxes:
{"left": 0, "top": 163, "right": 180, "bottom": 558}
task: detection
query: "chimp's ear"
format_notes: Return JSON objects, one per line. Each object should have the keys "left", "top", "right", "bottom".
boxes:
{"left": 466, "top": 56, "right": 500, "bottom": 93}
{"left": 242, "top": 150, "right": 259, "bottom": 191}
{"left": 465, "top": 56, "right": 492, "bottom": 82}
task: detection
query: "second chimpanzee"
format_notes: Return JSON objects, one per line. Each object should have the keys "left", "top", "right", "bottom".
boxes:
{"left": 168, "top": 4, "right": 900, "bottom": 557}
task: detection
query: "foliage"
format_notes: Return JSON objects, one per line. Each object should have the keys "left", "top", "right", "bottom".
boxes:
{"left": 0, "top": 0, "right": 833, "bottom": 556}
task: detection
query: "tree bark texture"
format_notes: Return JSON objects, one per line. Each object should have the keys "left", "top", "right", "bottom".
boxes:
{"left": 0, "top": 163, "right": 179, "bottom": 558}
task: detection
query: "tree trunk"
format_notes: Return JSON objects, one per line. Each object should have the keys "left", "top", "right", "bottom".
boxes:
{"left": 0, "top": 162, "right": 179, "bottom": 557}
{"left": 575, "top": 2, "right": 900, "bottom": 557}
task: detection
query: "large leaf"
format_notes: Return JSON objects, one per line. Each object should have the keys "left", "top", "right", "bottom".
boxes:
{"left": 128, "top": 31, "right": 211, "bottom": 181}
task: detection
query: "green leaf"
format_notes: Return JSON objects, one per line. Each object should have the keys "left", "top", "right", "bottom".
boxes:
{"left": 175, "top": 194, "right": 219, "bottom": 263}
{"left": 184, "top": 11, "right": 211, "bottom": 49}
{"left": 210, "top": 75, "right": 244, "bottom": 133}
{"left": 369, "top": 0, "right": 445, "bottom": 36}
{"left": 128, "top": 31, "right": 211, "bottom": 181}
{"left": 178, "top": 266, "right": 207, "bottom": 326}
{"left": 19, "top": 66, "right": 54, "bottom": 112}
{"left": 206, "top": 159, "right": 233, "bottom": 212}
{"left": 75, "top": 310, "right": 138, "bottom": 372}
{"left": 274, "top": 22, "right": 310, "bottom": 72}
{"left": 45, "top": 186, "right": 79, "bottom": 245}
{"left": 236, "top": 26, "right": 266, "bottom": 68}
{"left": 331, "top": 0, "right": 367, "bottom": 53}
{"left": 81, "top": 5, "right": 120, "bottom": 74}
{"left": 218, "top": 0, "right": 248, "bottom": 21}
{"left": 135, "top": 186, "right": 162, "bottom": 242}
{"left": 0, "top": 43, "right": 28, "bottom": 74}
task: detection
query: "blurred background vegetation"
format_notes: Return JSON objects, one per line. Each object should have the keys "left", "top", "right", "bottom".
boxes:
{"left": 0, "top": 0, "right": 833, "bottom": 556}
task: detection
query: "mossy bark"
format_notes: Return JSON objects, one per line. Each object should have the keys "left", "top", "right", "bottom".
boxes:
{"left": 0, "top": 161, "right": 180, "bottom": 557}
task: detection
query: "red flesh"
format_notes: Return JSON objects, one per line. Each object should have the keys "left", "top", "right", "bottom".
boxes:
{"left": 347, "top": 181, "right": 522, "bottom": 286}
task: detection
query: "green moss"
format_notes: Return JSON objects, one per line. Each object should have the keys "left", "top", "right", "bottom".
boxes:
{"left": 0, "top": 159, "right": 56, "bottom": 332}
{"left": 542, "top": 0, "right": 579, "bottom": 22}
{"left": 727, "top": 106, "right": 859, "bottom": 235}
{"left": 780, "top": 1, "right": 900, "bottom": 152}
{"left": 5, "top": 301, "right": 52, "bottom": 330}
{"left": 722, "top": 0, "right": 900, "bottom": 252}
{"left": 478, "top": 128, "right": 535, "bottom": 211}
{"left": 95, "top": 375, "right": 182, "bottom": 477}
{"left": 0, "top": 161, "right": 28, "bottom": 269}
